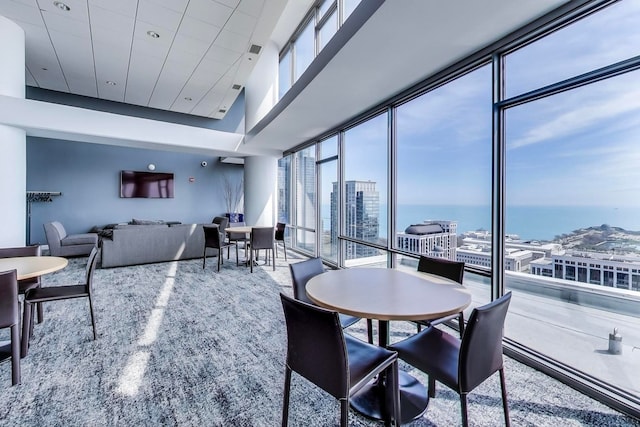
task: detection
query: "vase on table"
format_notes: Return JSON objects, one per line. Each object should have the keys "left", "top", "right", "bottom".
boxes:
{"left": 225, "top": 213, "right": 244, "bottom": 224}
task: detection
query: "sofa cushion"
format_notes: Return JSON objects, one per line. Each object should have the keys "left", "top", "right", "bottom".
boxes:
{"left": 131, "top": 218, "right": 165, "bottom": 225}
{"left": 52, "top": 221, "right": 67, "bottom": 239}
{"left": 61, "top": 233, "right": 98, "bottom": 246}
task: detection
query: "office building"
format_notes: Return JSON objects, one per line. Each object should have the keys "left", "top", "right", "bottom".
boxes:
{"left": 397, "top": 220, "right": 457, "bottom": 261}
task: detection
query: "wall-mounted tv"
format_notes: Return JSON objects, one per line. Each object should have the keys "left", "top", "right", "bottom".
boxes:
{"left": 120, "top": 170, "right": 174, "bottom": 198}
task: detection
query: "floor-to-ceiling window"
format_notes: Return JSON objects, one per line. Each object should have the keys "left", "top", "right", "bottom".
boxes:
{"left": 295, "top": 146, "right": 316, "bottom": 253}
{"left": 343, "top": 113, "right": 388, "bottom": 267}
{"left": 279, "top": 0, "right": 640, "bottom": 414}
{"left": 502, "top": 0, "right": 640, "bottom": 398}
{"left": 395, "top": 65, "right": 493, "bottom": 313}
{"left": 319, "top": 136, "right": 338, "bottom": 262}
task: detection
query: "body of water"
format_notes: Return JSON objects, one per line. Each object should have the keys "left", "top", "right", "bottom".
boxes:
{"left": 321, "top": 205, "right": 640, "bottom": 241}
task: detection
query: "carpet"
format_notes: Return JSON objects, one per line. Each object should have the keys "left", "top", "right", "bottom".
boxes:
{"left": 0, "top": 251, "right": 638, "bottom": 426}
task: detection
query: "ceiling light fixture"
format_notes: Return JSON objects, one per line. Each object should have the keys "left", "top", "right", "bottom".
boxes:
{"left": 106, "top": 81, "right": 117, "bottom": 86}
{"left": 146, "top": 30, "right": 160, "bottom": 39}
{"left": 53, "top": 1, "right": 70, "bottom": 11}
{"left": 232, "top": 84, "right": 241, "bottom": 90}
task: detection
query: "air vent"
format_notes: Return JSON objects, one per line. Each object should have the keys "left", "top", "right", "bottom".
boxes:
{"left": 232, "top": 84, "right": 241, "bottom": 90}
{"left": 219, "top": 109, "right": 227, "bottom": 113}
{"left": 248, "top": 44, "right": 262, "bottom": 55}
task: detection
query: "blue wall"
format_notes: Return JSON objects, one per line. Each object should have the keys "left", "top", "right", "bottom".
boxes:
{"left": 27, "top": 137, "right": 243, "bottom": 245}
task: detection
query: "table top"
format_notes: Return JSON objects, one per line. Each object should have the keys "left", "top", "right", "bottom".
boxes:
{"left": 226, "top": 225, "right": 274, "bottom": 234}
{"left": 0, "top": 256, "right": 68, "bottom": 280}
{"left": 306, "top": 267, "right": 471, "bottom": 321}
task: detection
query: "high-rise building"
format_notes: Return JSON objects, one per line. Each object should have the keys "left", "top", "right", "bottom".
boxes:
{"left": 396, "top": 220, "right": 457, "bottom": 261}
{"left": 331, "top": 180, "right": 380, "bottom": 259}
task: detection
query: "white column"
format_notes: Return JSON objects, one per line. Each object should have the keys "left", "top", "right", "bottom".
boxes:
{"left": 0, "top": 16, "right": 26, "bottom": 246}
{"left": 244, "top": 41, "right": 279, "bottom": 131}
{"left": 243, "top": 156, "right": 278, "bottom": 226}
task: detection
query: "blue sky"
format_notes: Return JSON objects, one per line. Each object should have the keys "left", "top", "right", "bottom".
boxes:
{"left": 340, "top": 0, "right": 640, "bottom": 209}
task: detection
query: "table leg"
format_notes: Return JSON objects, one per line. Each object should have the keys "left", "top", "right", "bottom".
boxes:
{"left": 349, "top": 320, "right": 429, "bottom": 423}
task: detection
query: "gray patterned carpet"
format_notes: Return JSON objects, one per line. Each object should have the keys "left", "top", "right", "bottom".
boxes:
{"left": 0, "top": 250, "right": 638, "bottom": 426}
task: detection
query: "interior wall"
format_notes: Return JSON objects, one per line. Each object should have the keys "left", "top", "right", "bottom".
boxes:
{"left": 27, "top": 137, "right": 243, "bottom": 245}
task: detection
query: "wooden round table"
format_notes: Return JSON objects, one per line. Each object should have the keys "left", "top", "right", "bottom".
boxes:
{"left": 307, "top": 267, "right": 471, "bottom": 423}
{"left": 0, "top": 256, "right": 68, "bottom": 280}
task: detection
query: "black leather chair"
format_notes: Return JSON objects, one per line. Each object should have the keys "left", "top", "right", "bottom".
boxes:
{"left": 415, "top": 256, "right": 466, "bottom": 337}
{"left": 280, "top": 293, "right": 401, "bottom": 427}
{"left": 212, "top": 217, "right": 230, "bottom": 246}
{"left": 289, "top": 258, "right": 373, "bottom": 344}
{"left": 0, "top": 270, "right": 20, "bottom": 385}
{"left": 274, "top": 222, "right": 287, "bottom": 261}
{"left": 389, "top": 292, "right": 512, "bottom": 427}
{"left": 203, "top": 224, "right": 233, "bottom": 272}
{"left": 21, "top": 247, "right": 100, "bottom": 357}
{"left": 249, "top": 226, "right": 275, "bottom": 273}
{"left": 0, "top": 245, "right": 44, "bottom": 323}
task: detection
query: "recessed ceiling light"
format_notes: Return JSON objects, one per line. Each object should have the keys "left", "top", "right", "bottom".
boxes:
{"left": 218, "top": 109, "right": 227, "bottom": 113}
{"left": 146, "top": 31, "right": 160, "bottom": 39}
{"left": 232, "top": 84, "right": 241, "bottom": 90}
{"left": 41, "top": 67, "right": 48, "bottom": 71}
{"left": 53, "top": 1, "right": 70, "bottom": 11}
{"left": 184, "top": 97, "right": 192, "bottom": 101}
{"left": 106, "top": 81, "right": 117, "bottom": 86}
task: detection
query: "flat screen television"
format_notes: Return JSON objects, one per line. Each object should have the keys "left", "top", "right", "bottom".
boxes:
{"left": 120, "top": 170, "right": 174, "bottom": 198}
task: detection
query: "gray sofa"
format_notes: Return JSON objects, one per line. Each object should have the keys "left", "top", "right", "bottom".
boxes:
{"left": 100, "top": 223, "right": 205, "bottom": 268}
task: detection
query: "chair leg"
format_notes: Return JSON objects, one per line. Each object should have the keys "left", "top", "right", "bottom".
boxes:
{"left": 383, "top": 362, "right": 400, "bottom": 427}
{"left": 417, "top": 323, "right": 422, "bottom": 333}
{"left": 21, "top": 301, "right": 32, "bottom": 358}
{"left": 499, "top": 368, "right": 511, "bottom": 427}
{"left": 367, "top": 319, "right": 373, "bottom": 344}
{"left": 10, "top": 324, "right": 20, "bottom": 385}
{"left": 458, "top": 313, "right": 465, "bottom": 338}
{"left": 217, "top": 250, "right": 221, "bottom": 272}
{"left": 283, "top": 240, "right": 287, "bottom": 261}
{"left": 272, "top": 247, "right": 275, "bottom": 271}
{"left": 202, "top": 247, "right": 206, "bottom": 269}
{"left": 36, "top": 302, "right": 44, "bottom": 324}
{"left": 460, "top": 393, "right": 469, "bottom": 427}
{"left": 250, "top": 248, "right": 254, "bottom": 273}
{"left": 428, "top": 377, "right": 436, "bottom": 398}
{"left": 282, "top": 366, "right": 292, "bottom": 427}
{"left": 88, "top": 295, "right": 97, "bottom": 340}
{"left": 340, "top": 398, "right": 349, "bottom": 427}
{"left": 235, "top": 244, "right": 239, "bottom": 266}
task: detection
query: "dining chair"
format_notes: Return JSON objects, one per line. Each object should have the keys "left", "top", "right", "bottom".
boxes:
{"left": 203, "top": 224, "right": 234, "bottom": 272}
{"left": 280, "top": 293, "right": 401, "bottom": 427}
{"left": 274, "top": 222, "right": 287, "bottom": 261}
{"left": 0, "top": 270, "right": 20, "bottom": 385}
{"left": 211, "top": 216, "right": 230, "bottom": 246}
{"left": 227, "top": 222, "right": 248, "bottom": 265}
{"left": 21, "top": 247, "right": 100, "bottom": 358}
{"left": 289, "top": 258, "right": 373, "bottom": 344}
{"left": 0, "top": 245, "right": 44, "bottom": 324}
{"left": 415, "top": 256, "right": 466, "bottom": 337}
{"left": 249, "top": 226, "right": 275, "bottom": 273}
{"left": 389, "top": 292, "right": 512, "bottom": 427}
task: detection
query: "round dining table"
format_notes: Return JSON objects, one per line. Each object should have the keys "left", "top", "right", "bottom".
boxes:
{"left": 306, "top": 267, "right": 471, "bottom": 423}
{"left": 0, "top": 256, "right": 68, "bottom": 280}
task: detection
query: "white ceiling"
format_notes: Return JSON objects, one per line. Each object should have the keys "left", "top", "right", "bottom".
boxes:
{"left": 0, "top": 0, "right": 287, "bottom": 119}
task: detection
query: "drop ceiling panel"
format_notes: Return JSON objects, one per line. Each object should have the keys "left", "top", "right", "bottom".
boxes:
{"left": 237, "top": 0, "right": 265, "bottom": 18}
{"left": 0, "top": 0, "right": 287, "bottom": 118}
{"left": 137, "top": 0, "right": 183, "bottom": 33}
{"left": 185, "top": 0, "right": 234, "bottom": 29}
{"left": 2, "top": 1, "right": 43, "bottom": 26}
{"left": 87, "top": 0, "right": 137, "bottom": 16}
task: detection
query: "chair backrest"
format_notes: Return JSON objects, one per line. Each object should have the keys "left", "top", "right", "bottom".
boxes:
{"left": 0, "top": 270, "right": 19, "bottom": 328}
{"left": 275, "top": 222, "right": 286, "bottom": 240}
{"left": 417, "top": 256, "right": 465, "bottom": 284}
{"left": 212, "top": 216, "right": 229, "bottom": 234}
{"left": 459, "top": 292, "right": 512, "bottom": 393}
{"left": 0, "top": 245, "right": 41, "bottom": 258}
{"left": 85, "top": 247, "right": 100, "bottom": 294}
{"left": 289, "top": 258, "right": 324, "bottom": 305}
{"left": 250, "top": 226, "right": 274, "bottom": 250}
{"left": 203, "top": 224, "right": 222, "bottom": 249}
{"left": 280, "top": 293, "right": 348, "bottom": 399}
